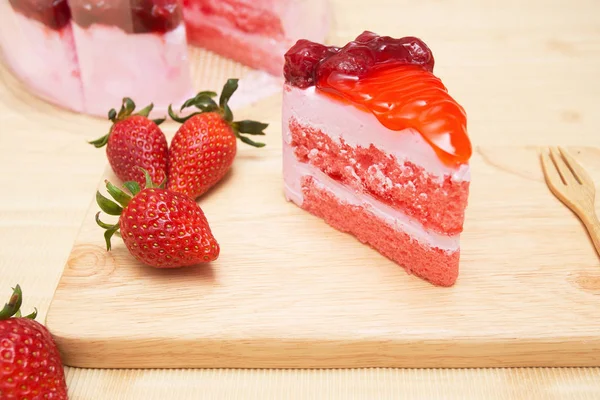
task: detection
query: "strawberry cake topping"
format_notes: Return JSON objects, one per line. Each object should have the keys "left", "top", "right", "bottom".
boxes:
{"left": 8, "top": 0, "right": 72, "bottom": 30}
{"left": 284, "top": 31, "right": 472, "bottom": 166}
{"left": 68, "top": 0, "right": 183, "bottom": 33}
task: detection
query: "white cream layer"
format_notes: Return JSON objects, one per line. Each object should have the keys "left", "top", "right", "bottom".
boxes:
{"left": 282, "top": 142, "right": 460, "bottom": 252}
{"left": 0, "top": 5, "right": 84, "bottom": 112}
{"left": 282, "top": 84, "right": 471, "bottom": 183}
{"left": 72, "top": 23, "right": 193, "bottom": 117}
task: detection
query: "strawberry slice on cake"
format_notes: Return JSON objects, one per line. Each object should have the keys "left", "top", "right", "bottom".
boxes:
{"left": 281, "top": 32, "right": 472, "bottom": 287}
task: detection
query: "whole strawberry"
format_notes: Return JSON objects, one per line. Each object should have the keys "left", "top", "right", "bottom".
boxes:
{"left": 89, "top": 98, "right": 168, "bottom": 187}
{"left": 0, "top": 285, "right": 68, "bottom": 400}
{"left": 95, "top": 169, "right": 220, "bottom": 268}
{"left": 167, "top": 79, "right": 269, "bottom": 199}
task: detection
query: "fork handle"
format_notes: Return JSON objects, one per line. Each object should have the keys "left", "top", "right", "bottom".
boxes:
{"left": 581, "top": 212, "right": 600, "bottom": 258}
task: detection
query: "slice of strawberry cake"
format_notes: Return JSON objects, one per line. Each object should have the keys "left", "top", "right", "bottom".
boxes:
{"left": 183, "top": 0, "right": 330, "bottom": 75}
{"left": 281, "top": 32, "right": 472, "bottom": 287}
{"left": 68, "top": 0, "right": 193, "bottom": 116}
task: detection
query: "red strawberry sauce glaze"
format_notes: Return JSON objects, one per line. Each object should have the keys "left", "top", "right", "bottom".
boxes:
{"left": 69, "top": 0, "right": 183, "bottom": 33}
{"left": 9, "top": 0, "right": 182, "bottom": 33}
{"left": 8, "top": 0, "right": 71, "bottom": 30}
{"left": 283, "top": 31, "right": 472, "bottom": 167}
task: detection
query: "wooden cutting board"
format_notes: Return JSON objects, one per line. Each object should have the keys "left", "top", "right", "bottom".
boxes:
{"left": 45, "top": 121, "right": 600, "bottom": 368}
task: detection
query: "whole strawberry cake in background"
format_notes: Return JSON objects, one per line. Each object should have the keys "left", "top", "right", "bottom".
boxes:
{"left": 183, "top": 0, "right": 330, "bottom": 75}
{"left": 0, "top": 0, "right": 330, "bottom": 116}
{"left": 0, "top": 0, "right": 84, "bottom": 112}
{"left": 282, "top": 32, "right": 472, "bottom": 287}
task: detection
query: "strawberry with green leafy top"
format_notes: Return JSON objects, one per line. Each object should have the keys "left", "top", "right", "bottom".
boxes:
{"left": 0, "top": 285, "right": 68, "bottom": 400}
{"left": 89, "top": 98, "right": 168, "bottom": 187}
{"left": 96, "top": 169, "right": 220, "bottom": 268}
{"left": 167, "top": 79, "right": 269, "bottom": 199}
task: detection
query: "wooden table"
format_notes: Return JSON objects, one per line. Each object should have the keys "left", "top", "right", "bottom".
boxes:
{"left": 1, "top": 0, "right": 599, "bottom": 397}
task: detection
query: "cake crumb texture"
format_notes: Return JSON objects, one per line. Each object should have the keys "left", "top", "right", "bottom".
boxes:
{"left": 300, "top": 176, "right": 460, "bottom": 287}
{"left": 289, "top": 118, "right": 469, "bottom": 235}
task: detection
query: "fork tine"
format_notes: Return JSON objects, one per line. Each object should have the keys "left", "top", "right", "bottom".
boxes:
{"left": 540, "top": 148, "right": 564, "bottom": 189}
{"left": 549, "top": 147, "right": 579, "bottom": 185}
{"left": 558, "top": 147, "right": 594, "bottom": 187}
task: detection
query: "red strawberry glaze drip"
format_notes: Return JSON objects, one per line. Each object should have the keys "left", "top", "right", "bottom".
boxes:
{"left": 68, "top": 0, "right": 183, "bottom": 34}
{"left": 284, "top": 31, "right": 472, "bottom": 166}
{"left": 320, "top": 63, "right": 471, "bottom": 166}
{"left": 8, "top": 0, "right": 71, "bottom": 30}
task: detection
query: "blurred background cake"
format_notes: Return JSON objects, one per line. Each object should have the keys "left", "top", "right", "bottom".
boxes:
{"left": 0, "top": 0, "right": 330, "bottom": 117}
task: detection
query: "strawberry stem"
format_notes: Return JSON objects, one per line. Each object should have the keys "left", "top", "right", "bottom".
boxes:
{"left": 96, "top": 191, "right": 123, "bottom": 216}
{"left": 0, "top": 285, "right": 35, "bottom": 321}
{"left": 180, "top": 91, "right": 218, "bottom": 111}
{"left": 117, "top": 98, "right": 135, "bottom": 120}
{"left": 136, "top": 167, "right": 163, "bottom": 189}
{"left": 95, "top": 168, "right": 162, "bottom": 252}
{"left": 223, "top": 104, "right": 233, "bottom": 122}
{"left": 168, "top": 105, "right": 202, "bottom": 124}
{"left": 23, "top": 308, "right": 37, "bottom": 320}
{"left": 123, "top": 181, "right": 141, "bottom": 196}
{"left": 144, "top": 168, "right": 153, "bottom": 188}
{"left": 235, "top": 133, "right": 266, "bottom": 148}
{"left": 168, "top": 78, "right": 269, "bottom": 147}
{"left": 108, "top": 108, "right": 117, "bottom": 122}
{"left": 105, "top": 180, "right": 132, "bottom": 208}
{"left": 95, "top": 212, "right": 117, "bottom": 230}
{"left": 136, "top": 104, "right": 166, "bottom": 126}
{"left": 0, "top": 285, "right": 22, "bottom": 319}
{"left": 234, "top": 120, "right": 268, "bottom": 135}
{"left": 219, "top": 79, "right": 238, "bottom": 109}
{"left": 95, "top": 211, "right": 120, "bottom": 251}
{"left": 136, "top": 102, "right": 154, "bottom": 117}
{"left": 88, "top": 134, "right": 110, "bottom": 148}
{"left": 104, "top": 226, "right": 120, "bottom": 251}
{"left": 89, "top": 98, "right": 165, "bottom": 148}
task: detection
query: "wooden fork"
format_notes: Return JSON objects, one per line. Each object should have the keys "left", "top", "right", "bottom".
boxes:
{"left": 540, "top": 147, "right": 600, "bottom": 257}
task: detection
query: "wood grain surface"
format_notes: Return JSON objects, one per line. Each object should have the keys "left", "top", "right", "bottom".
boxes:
{"left": 45, "top": 142, "right": 600, "bottom": 369}
{"left": 2, "top": 0, "right": 600, "bottom": 397}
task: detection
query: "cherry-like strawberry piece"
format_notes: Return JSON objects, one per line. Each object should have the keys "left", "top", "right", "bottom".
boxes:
{"left": 368, "top": 35, "right": 435, "bottom": 71}
{"left": 284, "top": 40, "right": 339, "bottom": 89}
{"left": 283, "top": 31, "right": 435, "bottom": 89}
{"left": 315, "top": 42, "right": 375, "bottom": 88}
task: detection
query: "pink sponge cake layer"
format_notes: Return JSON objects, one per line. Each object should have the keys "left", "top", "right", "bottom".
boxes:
{"left": 183, "top": 0, "right": 330, "bottom": 75}
{"left": 281, "top": 32, "right": 472, "bottom": 286}
{"left": 283, "top": 141, "right": 461, "bottom": 287}
{"left": 301, "top": 176, "right": 460, "bottom": 287}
